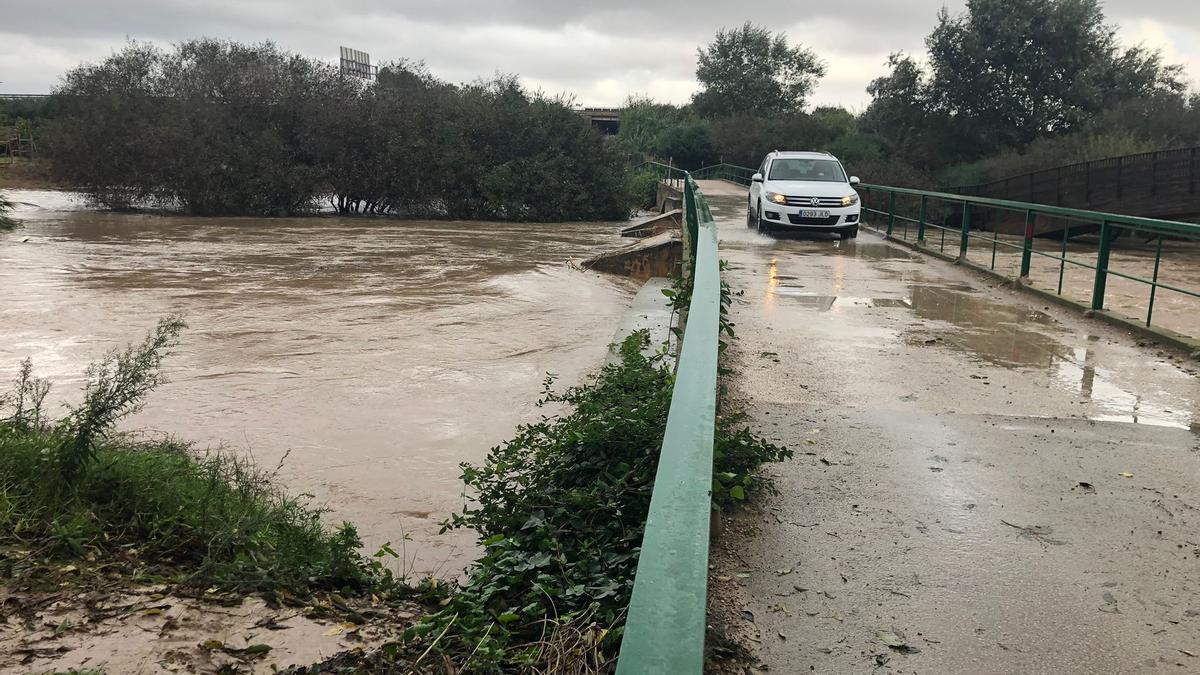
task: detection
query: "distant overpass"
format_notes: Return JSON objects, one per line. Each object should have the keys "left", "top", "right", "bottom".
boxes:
{"left": 577, "top": 106, "right": 621, "bottom": 135}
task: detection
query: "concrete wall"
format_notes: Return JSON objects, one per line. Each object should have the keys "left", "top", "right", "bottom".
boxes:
{"left": 622, "top": 210, "right": 682, "bottom": 238}
{"left": 582, "top": 232, "right": 683, "bottom": 281}
{"left": 656, "top": 183, "right": 683, "bottom": 214}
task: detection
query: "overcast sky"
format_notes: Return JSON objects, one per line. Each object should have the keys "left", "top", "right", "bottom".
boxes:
{"left": 1, "top": 0, "right": 1197, "bottom": 110}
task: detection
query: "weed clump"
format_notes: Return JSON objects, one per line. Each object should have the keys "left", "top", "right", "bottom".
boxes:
{"left": 0, "top": 317, "right": 394, "bottom": 596}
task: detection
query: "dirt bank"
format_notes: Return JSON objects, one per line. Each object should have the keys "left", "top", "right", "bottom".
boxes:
{"left": 0, "top": 159, "right": 58, "bottom": 190}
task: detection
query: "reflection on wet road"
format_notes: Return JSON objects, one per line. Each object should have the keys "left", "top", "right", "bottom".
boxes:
{"left": 0, "top": 190, "right": 634, "bottom": 574}
{"left": 712, "top": 198, "right": 1197, "bottom": 431}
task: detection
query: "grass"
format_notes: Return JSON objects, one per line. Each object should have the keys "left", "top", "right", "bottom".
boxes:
{"left": 0, "top": 317, "right": 400, "bottom": 597}
{"left": 0, "top": 431, "right": 383, "bottom": 594}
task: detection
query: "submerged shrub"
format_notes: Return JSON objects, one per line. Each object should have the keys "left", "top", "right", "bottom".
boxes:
{"left": 0, "top": 192, "right": 16, "bottom": 230}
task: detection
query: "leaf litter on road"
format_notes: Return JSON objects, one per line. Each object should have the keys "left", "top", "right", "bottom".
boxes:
{"left": 877, "top": 629, "right": 922, "bottom": 654}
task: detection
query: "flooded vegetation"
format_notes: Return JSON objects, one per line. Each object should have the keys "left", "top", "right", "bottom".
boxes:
{"left": 46, "top": 40, "right": 633, "bottom": 220}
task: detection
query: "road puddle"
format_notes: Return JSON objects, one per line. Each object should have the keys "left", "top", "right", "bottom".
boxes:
{"left": 764, "top": 271, "right": 1196, "bottom": 430}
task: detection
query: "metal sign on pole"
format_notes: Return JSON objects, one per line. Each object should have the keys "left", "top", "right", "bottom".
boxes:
{"left": 339, "top": 47, "right": 377, "bottom": 79}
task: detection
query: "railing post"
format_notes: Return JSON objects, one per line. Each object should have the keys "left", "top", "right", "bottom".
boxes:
{"left": 916, "top": 195, "right": 928, "bottom": 243}
{"left": 886, "top": 191, "right": 896, "bottom": 236}
{"left": 958, "top": 202, "right": 972, "bottom": 260}
{"left": 1147, "top": 235, "right": 1163, "bottom": 327}
{"left": 683, "top": 177, "right": 699, "bottom": 260}
{"left": 1091, "top": 221, "right": 1113, "bottom": 311}
{"left": 1020, "top": 210, "right": 1035, "bottom": 278}
{"left": 1151, "top": 152, "right": 1159, "bottom": 197}
{"left": 1190, "top": 147, "right": 1197, "bottom": 195}
{"left": 1116, "top": 156, "right": 1123, "bottom": 199}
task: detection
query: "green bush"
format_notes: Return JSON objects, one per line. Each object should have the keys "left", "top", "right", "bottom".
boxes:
{"left": 628, "top": 168, "right": 662, "bottom": 211}
{"left": 650, "top": 119, "right": 718, "bottom": 169}
{"left": 328, "top": 329, "right": 791, "bottom": 672}
{"left": 829, "top": 132, "right": 886, "bottom": 164}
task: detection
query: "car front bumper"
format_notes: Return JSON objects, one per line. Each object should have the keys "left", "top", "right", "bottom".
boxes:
{"left": 761, "top": 203, "right": 861, "bottom": 229}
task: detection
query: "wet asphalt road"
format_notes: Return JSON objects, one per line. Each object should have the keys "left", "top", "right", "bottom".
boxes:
{"left": 698, "top": 181, "right": 1200, "bottom": 674}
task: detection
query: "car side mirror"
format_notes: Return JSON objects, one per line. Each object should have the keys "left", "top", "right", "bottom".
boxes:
{"left": 752, "top": 173, "right": 764, "bottom": 183}
{"left": 849, "top": 176, "right": 861, "bottom": 185}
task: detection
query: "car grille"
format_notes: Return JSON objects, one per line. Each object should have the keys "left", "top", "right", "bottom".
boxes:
{"left": 783, "top": 196, "right": 843, "bottom": 207}
{"left": 788, "top": 214, "right": 841, "bottom": 226}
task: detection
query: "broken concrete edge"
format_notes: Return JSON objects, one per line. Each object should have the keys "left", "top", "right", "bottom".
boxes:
{"left": 580, "top": 231, "right": 683, "bottom": 281}
{"left": 656, "top": 182, "right": 683, "bottom": 214}
{"left": 871, "top": 228, "right": 1200, "bottom": 358}
{"left": 621, "top": 209, "right": 682, "bottom": 238}
{"left": 604, "top": 277, "right": 677, "bottom": 368}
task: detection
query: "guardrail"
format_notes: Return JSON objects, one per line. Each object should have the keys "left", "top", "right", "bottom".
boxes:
{"left": 858, "top": 184, "right": 1200, "bottom": 341}
{"left": 616, "top": 173, "right": 720, "bottom": 672}
{"left": 692, "top": 162, "right": 756, "bottom": 186}
{"left": 946, "top": 145, "right": 1200, "bottom": 220}
{"left": 635, "top": 159, "right": 691, "bottom": 194}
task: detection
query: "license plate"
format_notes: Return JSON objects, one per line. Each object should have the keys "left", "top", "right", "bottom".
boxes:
{"left": 800, "top": 209, "right": 830, "bottom": 219}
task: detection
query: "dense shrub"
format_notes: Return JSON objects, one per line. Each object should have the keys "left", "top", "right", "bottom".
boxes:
{"left": 45, "top": 40, "right": 631, "bottom": 221}
{"left": 301, "top": 325, "right": 790, "bottom": 672}
{"left": 628, "top": 168, "right": 662, "bottom": 211}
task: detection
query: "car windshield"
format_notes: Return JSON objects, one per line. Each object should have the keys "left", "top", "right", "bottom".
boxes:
{"left": 768, "top": 158, "right": 847, "bottom": 182}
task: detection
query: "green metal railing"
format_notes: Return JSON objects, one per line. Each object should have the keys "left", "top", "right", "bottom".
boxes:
{"left": 692, "top": 162, "right": 756, "bottom": 186}
{"left": 635, "top": 159, "right": 693, "bottom": 192}
{"left": 617, "top": 173, "right": 719, "bottom": 673}
{"left": 858, "top": 184, "right": 1200, "bottom": 333}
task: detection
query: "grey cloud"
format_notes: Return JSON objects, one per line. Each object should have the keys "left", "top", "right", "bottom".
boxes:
{"left": 2, "top": 0, "right": 1197, "bottom": 107}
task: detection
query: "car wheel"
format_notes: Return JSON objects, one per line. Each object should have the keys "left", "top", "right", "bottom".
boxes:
{"left": 746, "top": 199, "right": 755, "bottom": 227}
{"left": 839, "top": 226, "right": 859, "bottom": 240}
{"left": 755, "top": 201, "right": 767, "bottom": 233}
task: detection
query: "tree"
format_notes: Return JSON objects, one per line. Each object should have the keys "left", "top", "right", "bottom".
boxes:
{"left": 923, "top": 0, "right": 1184, "bottom": 152}
{"left": 861, "top": 53, "right": 930, "bottom": 156}
{"left": 692, "top": 22, "right": 826, "bottom": 117}
{"left": 616, "top": 95, "right": 688, "bottom": 159}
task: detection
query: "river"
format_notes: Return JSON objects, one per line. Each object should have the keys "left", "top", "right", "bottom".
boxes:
{"left": 0, "top": 190, "right": 635, "bottom": 576}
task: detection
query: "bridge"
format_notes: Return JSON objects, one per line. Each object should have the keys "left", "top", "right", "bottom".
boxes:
{"left": 577, "top": 106, "right": 621, "bottom": 134}
{"left": 614, "top": 165, "right": 1199, "bottom": 673}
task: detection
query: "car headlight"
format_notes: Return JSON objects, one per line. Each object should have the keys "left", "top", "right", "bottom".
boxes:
{"left": 841, "top": 193, "right": 860, "bottom": 207}
{"left": 766, "top": 191, "right": 787, "bottom": 205}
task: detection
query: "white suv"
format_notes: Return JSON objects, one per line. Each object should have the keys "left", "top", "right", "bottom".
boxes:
{"left": 748, "top": 151, "right": 861, "bottom": 239}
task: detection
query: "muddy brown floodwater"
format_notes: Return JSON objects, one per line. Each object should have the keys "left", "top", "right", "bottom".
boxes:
{"left": 0, "top": 190, "right": 635, "bottom": 577}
